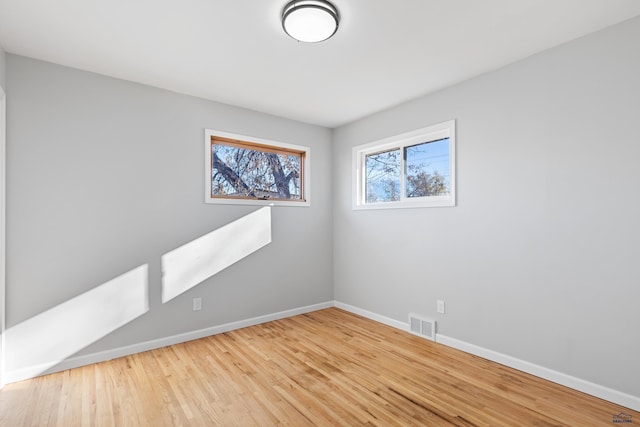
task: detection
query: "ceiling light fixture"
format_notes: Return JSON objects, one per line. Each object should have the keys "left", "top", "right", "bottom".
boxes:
{"left": 282, "top": 0, "right": 340, "bottom": 43}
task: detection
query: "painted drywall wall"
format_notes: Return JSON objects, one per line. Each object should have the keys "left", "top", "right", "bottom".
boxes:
{"left": 5, "top": 55, "right": 333, "bottom": 375}
{"left": 0, "top": 45, "right": 6, "bottom": 388}
{"left": 333, "top": 16, "right": 640, "bottom": 397}
{"left": 0, "top": 46, "right": 6, "bottom": 89}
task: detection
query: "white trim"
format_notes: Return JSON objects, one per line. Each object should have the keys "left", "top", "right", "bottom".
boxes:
{"left": 204, "top": 128, "right": 311, "bottom": 207}
{"left": 352, "top": 120, "right": 456, "bottom": 210}
{"left": 6, "top": 298, "right": 639, "bottom": 412}
{"left": 334, "top": 301, "right": 408, "bottom": 331}
{"left": 0, "top": 87, "right": 5, "bottom": 389}
{"left": 4, "top": 301, "right": 333, "bottom": 384}
{"left": 435, "top": 334, "right": 640, "bottom": 412}
{"left": 336, "top": 302, "right": 640, "bottom": 412}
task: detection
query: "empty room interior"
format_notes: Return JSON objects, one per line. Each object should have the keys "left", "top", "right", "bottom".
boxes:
{"left": 0, "top": 0, "right": 639, "bottom": 425}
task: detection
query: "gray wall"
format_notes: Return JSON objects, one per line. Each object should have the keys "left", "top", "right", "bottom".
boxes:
{"left": 333, "top": 16, "right": 640, "bottom": 397}
{"left": 5, "top": 55, "right": 333, "bottom": 373}
{"left": 4, "top": 15, "right": 639, "bottom": 400}
{"left": 0, "top": 45, "right": 5, "bottom": 387}
{"left": 0, "top": 45, "right": 5, "bottom": 89}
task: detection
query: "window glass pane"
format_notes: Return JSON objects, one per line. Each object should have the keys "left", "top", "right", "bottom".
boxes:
{"left": 211, "top": 143, "right": 302, "bottom": 200}
{"left": 365, "top": 149, "right": 401, "bottom": 203}
{"left": 404, "top": 138, "right": 450, "bottom": 198}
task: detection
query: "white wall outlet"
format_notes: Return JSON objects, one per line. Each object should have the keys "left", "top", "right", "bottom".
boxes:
{"left": 437, "top": 300, "right": 445, "bottom": 314}
{"left": 193, "top": 297, "right": 202, "bottom": 311}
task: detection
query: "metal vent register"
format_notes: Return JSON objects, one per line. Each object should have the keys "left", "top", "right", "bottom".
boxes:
{"left": 408, "top": 313, "right": 436, "bottom": 341}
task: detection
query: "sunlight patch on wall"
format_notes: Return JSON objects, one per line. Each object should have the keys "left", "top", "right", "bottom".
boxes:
{"left": 4, "top": 264, "right": 149, "bottom": 377}
{"left": 161, "top": 206, "right": 272, "bottom": 303}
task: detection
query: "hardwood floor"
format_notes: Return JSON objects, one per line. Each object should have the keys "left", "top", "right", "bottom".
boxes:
{"left": 0, "top": 308, "right": 637, "bottom": 426}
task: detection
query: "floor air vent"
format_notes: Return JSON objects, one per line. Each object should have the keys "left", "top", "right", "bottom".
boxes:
{"left": 408, "top": 313, "right": 436, "bottom": 341}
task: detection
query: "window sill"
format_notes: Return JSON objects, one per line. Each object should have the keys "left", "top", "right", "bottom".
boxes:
{"left": 353, "top": 197, "right": 454, "bottom": 210}
{"left": 205, "top": 198, "right": 310, "bottom": 207}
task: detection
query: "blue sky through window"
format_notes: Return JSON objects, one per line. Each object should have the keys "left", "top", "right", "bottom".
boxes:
{"left": 405, "top": 138, "right": 450, "bottom": 197}
{"left": 365, "top": 138, "right": 450, "bottom": 203}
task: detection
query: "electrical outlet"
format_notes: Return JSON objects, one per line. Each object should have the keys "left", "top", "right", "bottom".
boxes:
{"left": 193, "top": 297, "right": 202, "bottom": 311}
{"left": 437, "top": 300, "right": 445, "bottom": 314}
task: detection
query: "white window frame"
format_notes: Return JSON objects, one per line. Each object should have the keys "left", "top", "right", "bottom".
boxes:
{"left": 204, "top": 129, "right": 311, "bottom": 207}
{"left": 352, "top": 120, "right": 456, "bottom": 210}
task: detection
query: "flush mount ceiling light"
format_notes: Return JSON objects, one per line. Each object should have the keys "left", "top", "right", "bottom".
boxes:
{"left": 282, "top": 0, "right": 340, "bottom": 43}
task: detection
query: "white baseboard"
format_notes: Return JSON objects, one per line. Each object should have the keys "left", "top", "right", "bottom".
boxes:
{"left": 336, "top": 302, "right": 640, "bottom": 412}
{"left": 7, "top": 299, "right": 640, "bottom": 412}
{"left": 5, "top": 301, "right": 334, "bottom": 384}
{"left": 334, "top": 301, "right": 408, "bottom": 331}
{"left": 435, "top": 334, "right": 640, "bottom": 412}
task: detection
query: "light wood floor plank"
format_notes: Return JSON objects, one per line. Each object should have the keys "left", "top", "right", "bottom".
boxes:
{"left": 0, "top": 308, "right": 637, "bottom": 426}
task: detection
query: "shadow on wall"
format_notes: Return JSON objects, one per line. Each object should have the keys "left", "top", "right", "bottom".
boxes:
{"left": 3, "top": 206, "right": 273, "bottom": 381}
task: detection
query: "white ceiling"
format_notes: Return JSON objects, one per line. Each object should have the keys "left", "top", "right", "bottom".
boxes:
{"left": 1, "top": 0, "right": 640, "bottom": 128}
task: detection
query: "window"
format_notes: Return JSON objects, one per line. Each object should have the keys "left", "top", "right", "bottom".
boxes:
{"left": 205, "top": 129, "right": 310, "bottom": 206}
{"left": 353, "top": 120, "right": 455, "bottom": 209}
